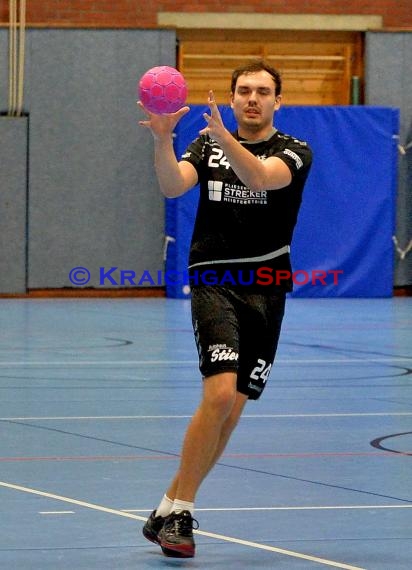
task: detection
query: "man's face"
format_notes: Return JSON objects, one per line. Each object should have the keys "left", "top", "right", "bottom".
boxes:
{"left": 230, "top": 70, "right": 281, "bottom": 136}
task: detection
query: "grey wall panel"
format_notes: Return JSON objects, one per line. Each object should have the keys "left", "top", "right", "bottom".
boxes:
{"left": 365, "top": 33, "right": 412, "bottom": 139}
{"left": 365, "top": 32, "right": 412, "bottom": 286}
{"left": 0, "top": 117, "right": 27, "bottom": 293}
{"left": 26, "top": 29, "right": 176, "bottom": 288}
{"left": 1, "top": 28, "right": 176, "bottom": 290}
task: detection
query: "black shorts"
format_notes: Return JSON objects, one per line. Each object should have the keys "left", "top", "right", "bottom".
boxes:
{"left": 191, "top": 286, "right": 286, "bottom": 400}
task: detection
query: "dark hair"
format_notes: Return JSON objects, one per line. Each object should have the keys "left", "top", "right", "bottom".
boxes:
{"left": 231, "top": 59, "right": 282, "bottom": 96}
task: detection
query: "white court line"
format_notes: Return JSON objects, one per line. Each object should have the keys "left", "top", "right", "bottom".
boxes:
{"left": 39, "top": 510, "right": 74, "bottom": 514}
{"left": 0, "top": 480, "right": 365, "bottom": 570}
{"left": 1, "top": 412, "right": 412, "bottom": 421}
{"left": 123, "top": 505, "right": 412, "bottom": 513}
{"left": 0, "top": 357, "right": 410, "bottom": 366}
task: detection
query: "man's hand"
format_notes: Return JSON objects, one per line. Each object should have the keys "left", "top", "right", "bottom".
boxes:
{"left": 199, "top": 91, "right": 229, "bottom": 144}
{"left": 138, "top": 101, "right": 190, "bottom": 140}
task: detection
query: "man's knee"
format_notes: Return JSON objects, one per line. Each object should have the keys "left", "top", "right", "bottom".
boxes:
{"left": 203, "top": 372, "right": 237, "bottom": 416}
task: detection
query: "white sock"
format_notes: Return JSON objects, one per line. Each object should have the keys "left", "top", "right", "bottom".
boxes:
{"left": 156, "top": 494, "right": 174, "bottom": 518}
{"left": 172, "top": 499, "right": 195, "bottom": 516}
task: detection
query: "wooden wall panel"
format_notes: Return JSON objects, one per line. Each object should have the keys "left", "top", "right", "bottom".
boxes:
{"left": 178, "top": 30, "right": 363, "bottom": 106}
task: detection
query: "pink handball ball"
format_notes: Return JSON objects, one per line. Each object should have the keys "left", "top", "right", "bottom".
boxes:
{"left": 138, "top": 66, "right": 188, "bottom": 114}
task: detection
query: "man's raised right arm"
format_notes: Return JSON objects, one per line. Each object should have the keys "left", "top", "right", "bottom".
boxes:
{"left": 138, "top": 102, "right": 198, "bottom": 198}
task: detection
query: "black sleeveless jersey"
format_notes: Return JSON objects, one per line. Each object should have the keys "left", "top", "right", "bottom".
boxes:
{"left": 181, "top": 129, "right": 313, "bottom": 292}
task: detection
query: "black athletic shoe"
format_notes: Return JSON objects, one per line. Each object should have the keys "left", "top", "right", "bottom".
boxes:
{"left": 158, "top": 510, "right": 199, "bottom": 558}
{"left": 142, "top": 510, "right": 165, "bottom": 545}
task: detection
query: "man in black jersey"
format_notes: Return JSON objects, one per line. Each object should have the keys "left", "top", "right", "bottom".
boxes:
{"left": 138, "top": 59, "right": 312, "bottom": 558}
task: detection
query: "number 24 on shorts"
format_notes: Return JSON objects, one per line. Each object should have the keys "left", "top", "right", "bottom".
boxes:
{"left": 250, "top": 359, "right": 271, "bottom": 383}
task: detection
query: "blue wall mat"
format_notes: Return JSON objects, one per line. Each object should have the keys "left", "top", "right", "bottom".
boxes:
{"left": 166, "top": 106, "right": 399, "bottom": 298}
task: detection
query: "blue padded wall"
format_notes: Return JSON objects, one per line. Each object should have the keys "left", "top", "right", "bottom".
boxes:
{"left": 165, "top": 106, "right": 399, "bottom": 298}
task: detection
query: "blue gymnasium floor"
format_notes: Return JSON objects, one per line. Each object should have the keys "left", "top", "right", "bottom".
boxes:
{"left": 0, "top": 296, "right": 411, "bottom": 569}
